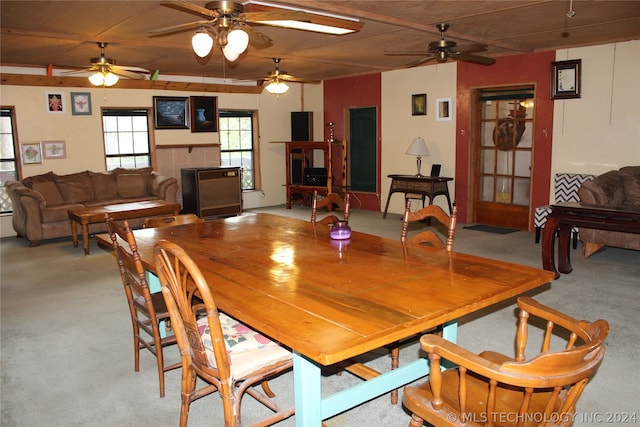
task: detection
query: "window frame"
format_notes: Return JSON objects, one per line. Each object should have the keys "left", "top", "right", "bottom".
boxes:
{"left": 101, "top": 107, "right": 156, "bottom": 170}
{"left": 0, "top": 106, "right": 21, "bottom": 214}
{"left": 219, "top": 109, "right": 260, "bottom": 191}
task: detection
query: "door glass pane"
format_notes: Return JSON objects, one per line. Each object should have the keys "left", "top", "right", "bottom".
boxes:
{"left": 513, "top": 178, "right": 531, "bottom": 205}
{"left": 481, "top": 148, "right": 495, "bottom": 174}
{"left": 479, "top": 176, "right": 494, "bottom": 201}
{"left": 514, "top": 151, "right": 531, "bottom": 177}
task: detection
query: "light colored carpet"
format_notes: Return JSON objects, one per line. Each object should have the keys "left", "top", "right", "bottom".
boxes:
{"left": 1, "top": 205, "right": 638, "bottom": 426}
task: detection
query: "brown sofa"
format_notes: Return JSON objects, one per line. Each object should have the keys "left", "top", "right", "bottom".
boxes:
{"left": 577, "top": 166, "right": 640, "bottom": 256}
{"left": 6, "top": 167, "right": 178, "bottom": 246}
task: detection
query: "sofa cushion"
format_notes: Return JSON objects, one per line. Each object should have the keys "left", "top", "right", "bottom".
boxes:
{"left": 89, "top": 171, "right": 118, "bottom": 200}
{"left": 620, "top": 167, "right": 640, "bottom": 205}
{"left": 117, "top": 174, "right": 147, "bottom": 198}
{"left": 23, "top": 171, "right": 56, "bottom": 189}
{"left": 31, "top": 181, "right": 65, "bottom": 206}
{"left": 55, "top": 171, "right": 93, "bottom": 203}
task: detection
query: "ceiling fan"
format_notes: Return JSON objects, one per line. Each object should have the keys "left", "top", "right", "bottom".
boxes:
{"left": 260, "top": 58, "right": 320, "bottom": 94}
{"left": 64, "top": 42, "right": 149, "bottom": 86}
{"left": 385, "top": 23, "right": 496, "bottom": 67}
{"left": 149, "top": 1, "right": 310, "bottom": 60}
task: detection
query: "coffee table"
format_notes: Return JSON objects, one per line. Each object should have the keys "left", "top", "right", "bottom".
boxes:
{"left": 68, "top": 200, "right": 180, "bottom": 255}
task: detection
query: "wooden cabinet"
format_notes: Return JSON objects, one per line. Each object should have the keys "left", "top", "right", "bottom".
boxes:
{"left": 181, "top": 167, "right": 242, "bottom": 218}
{"left": 272, "top": 140, "right": 347, "bottom": 208}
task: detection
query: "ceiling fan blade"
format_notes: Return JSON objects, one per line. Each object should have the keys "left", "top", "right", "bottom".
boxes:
{"left": 161, "top": 0, "right": 218, "bottom": 19}
{"left": 149, "top": 20, "right": 213, "bottom": 35}
{"left": 277, "top": 74, "right": 320, "bottom": 84}
{"left": 62, "top": 67, "right": 97, "bottom": 75}
{"left": 384, "top": 51, "right": 431, "bottom": 57}
{"left": 457, "top": 52, "right": 496, "bottom": 65}
{"left": 108, "top": 67, "right": 148, "bottom": 80}
{"left": 455, "top": 43, "right": 488, "bottom": 54}
{"left": 406, "top": 56, "right": 438, "bottom": 68}
{"left": 242, "top": 24, "right": 272, "bottom": 47}
{"left": 111, "top": 64, "right": 150, "bottom": 74}
{"left": 243, "top": 10, "right": 310, "bottom": 22}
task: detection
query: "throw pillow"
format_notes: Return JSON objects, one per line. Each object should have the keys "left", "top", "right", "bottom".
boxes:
{"left": 89, "top": 171, "right": 118, "bottom": 200}
{"left": 55, "top": 171, "right": 93, "bottom": 203}
{"left": 23, "top": 171, "right": 56, "bottom": 189}
{"left": 621, "top": 173, "right": 640, "bottom": 205}
{"left": 31, "top": 181, "right": 65, "bottom": 206}
{"left": 117, "top": 174, "right": 147, "bottom": 198}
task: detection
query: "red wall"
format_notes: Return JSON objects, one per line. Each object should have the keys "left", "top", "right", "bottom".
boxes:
{"left": 324, "top": 74, "right": 382, "bottom": 211}
{"left": 456, "top": 51, "right": 556, "bottom": 230}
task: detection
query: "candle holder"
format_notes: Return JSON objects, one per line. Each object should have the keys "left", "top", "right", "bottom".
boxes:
{"left": 329, "top": 220, "right": 352, "bottom": 240}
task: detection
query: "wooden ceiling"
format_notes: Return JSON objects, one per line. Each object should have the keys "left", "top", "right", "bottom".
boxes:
{"left": 2, "top": 1, "right": 639, "bottom": 90}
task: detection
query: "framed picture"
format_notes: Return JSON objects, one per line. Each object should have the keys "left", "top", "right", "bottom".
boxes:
{"left": 153, "top": 96, "right": 189, "bottom": 129}
{"left": 70, "top": 92, "right": 92, "bottom": 115}
{"left": 20, "top": 142, "right": 42, "bottom": 164}
{"left": 436, "top": 97, "right": 453, "bottom": 121}
{"left": 411, "top": 93, "right": 427, "bottom": 116}
{"left": 42, "top": 140, "right": 66, "bottom": 159}
{"left": 45, "top": 92, "right": 65, "bottom": 114}
{"left": 550, "top": 59, "right": 581, "bottom": 99}
{"left": 190, "top": 96, "right": 219, "bottom": 132}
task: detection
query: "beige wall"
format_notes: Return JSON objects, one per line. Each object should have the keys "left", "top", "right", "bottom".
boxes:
{"left": 0, "top": 81, "right": 324, "bottom": 237}
{"left": 550, "top": 41, "right": 639, "bottom": 200}
{"left": 380, "top": 62, "right": 457, "bottom": 215}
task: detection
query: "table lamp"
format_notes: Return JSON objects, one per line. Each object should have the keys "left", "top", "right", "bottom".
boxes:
{"left": 406, "top": 137, "right": 430, "bottom": 177}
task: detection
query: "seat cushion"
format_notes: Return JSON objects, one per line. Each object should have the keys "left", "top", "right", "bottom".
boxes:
{"left": 197, "top": 314, "right": 291, "bottom": 379}
{"left": 89, "top": 171, "right": 119, "bottom": 201}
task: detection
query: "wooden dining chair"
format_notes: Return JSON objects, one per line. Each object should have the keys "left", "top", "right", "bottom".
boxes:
{"left": 403, "top": 297, "right": 609, "bottom": 427}
{"left": 401, "top": 199, "right": 457, "bottom": 251}
{"left": 153, "top": 239, "right": 295, "bottom": 427}
{"left": 106, "top": 216, "right": 181, "bottom": 398}
{"left": 311, "top": 190, "right": 350, "bottom": 226}
{"left": 143, "top": 213, "right": 204, "bottom": 228}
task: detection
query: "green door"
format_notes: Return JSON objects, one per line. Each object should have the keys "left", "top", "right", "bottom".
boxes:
{"left": 349, "top": 107, "right": 377, "bottom": 193}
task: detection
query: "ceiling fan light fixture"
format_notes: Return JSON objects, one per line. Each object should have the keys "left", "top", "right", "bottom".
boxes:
{"left": 192, "top": 28, "right": 214, "bottom": 57}
{"left": 222, "top": 45, "right": 240, "bottom": 62}
{"left": 265, "top": 80, "right": 289, "bottom": 95}
{"left": 226, "top": 28, "right": 249, "bottom": 55}
{"left": 88, "top": 70, "right": 119, "bottom": 87}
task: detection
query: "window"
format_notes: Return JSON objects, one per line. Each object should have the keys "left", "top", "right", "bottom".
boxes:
{"left": 102, "top": 109, "right": 152, "bottom": 170}
{"left": 219, "top": 110, "right": 257, "bottom": 191}
{"left": 0, "top": 107, "right": 19, "bottom": 213}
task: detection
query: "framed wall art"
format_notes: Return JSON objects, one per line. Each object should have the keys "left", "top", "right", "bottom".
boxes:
{"left": 42, "top": 140, "right": 67, "bottom": 159}
{"left": 436, "top": 97, "right": 453, "bottom": 121}
{"left": 411, "top": 93, "right": 427, "bottom": 116}
{"left": 153, "top": 96, "right": 189, "bottom": 129}
{"left": 45, "top": 92, "right": 65, "bottom": 114}
{"left": 70, "top": 92, "right": 92, "bottom": 115}
{"left": 190, "top": 96, "right": 219, "bottom": 132}
{"left": 20, "top": 142, "right": 42, "bottom": 164}
{"left": 550, "top": 59, "right": 581, "bottom": 99}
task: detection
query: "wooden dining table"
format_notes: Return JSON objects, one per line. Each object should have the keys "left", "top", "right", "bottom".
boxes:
{"left": 99, "top": 213, "right": 554, "bottom": 426}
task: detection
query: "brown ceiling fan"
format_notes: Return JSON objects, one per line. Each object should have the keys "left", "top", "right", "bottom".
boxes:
{"left": 386, "top": 23, "right": 496, "bottom": 67}
{"left": 149, "top": 0, "right": 310, "bottom": 48}
{"left": 260, "top": 58, "right": 320, "bottom": 85}
{"left": 63, "top": 42, "right": 150, "bottom": 83}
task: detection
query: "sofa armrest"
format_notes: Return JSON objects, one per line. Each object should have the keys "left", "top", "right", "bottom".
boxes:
{"left": 149, "top": 172, "right": 178, "bottom": 202}
{"left": 5, "top": 180, "right": 46, "bottom": 244}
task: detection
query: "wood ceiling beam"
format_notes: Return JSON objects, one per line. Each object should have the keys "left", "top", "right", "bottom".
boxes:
{"left": 0, "top": 73, "right": 264, "bottom": 94}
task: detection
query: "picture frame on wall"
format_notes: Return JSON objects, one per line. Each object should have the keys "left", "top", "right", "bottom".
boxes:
{"left": 436, "top": 97, "right": 453, "bottom": 121}
{"left": 153, "top": 96, "right": 189, "bottom": 129}
{"left": 42, "top": 140, "right": 67, "bottom": 159}
{"left": 20, "top": 142, "right": 42, "bottom": 164}
{"left": 45, "top": 92, "right": 65, "bottom": 114}
{"left": 190, "top": 96, "right": 219, "bottom": 132}
{"left": 411, "top": 93, "right": 427, "bottom": 116}
{"left": 70, "top": 92, "right": 92, "bottom": 115}
{"left": 550, "top": 59, "right": 581, "bottom": 99}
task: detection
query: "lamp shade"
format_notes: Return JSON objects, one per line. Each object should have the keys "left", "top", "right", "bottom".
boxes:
{"left": 265, "top": 80, "right": 289, "bottom": 95}
{"left": 406, "top": 137, "right": 430, "bottom": 156}
{"left": 226, "top": 28, "right": 249, "bottom": 55}
{"left": 222, "top": 45, "right": 240, "bottom": 62}
{"left": 88, "top": 71, "right": 119, "bottom": 87}
{"left": 192, "top": 28, "right": 214, "bottom": 57}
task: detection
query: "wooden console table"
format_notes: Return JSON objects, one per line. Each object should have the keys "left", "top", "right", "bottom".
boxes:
{"left": 383, "top": 175, "right": 453, "bottom": 218}
{"left": 542, "top": 202, "right": 640, "bottom": 279}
